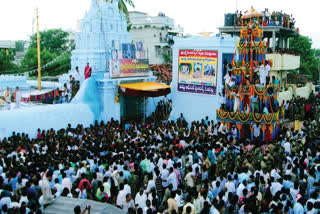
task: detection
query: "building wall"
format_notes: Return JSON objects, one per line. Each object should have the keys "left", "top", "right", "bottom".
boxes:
{"left": 129, "top": 11, "right": 183, "bottom": 65}
{"left": 129, "top": 12, "right": 175, "bottom": 29}
{"left": 170, "top": 36, "right": 238, "bottom": 123}
{"left": 130, "top": 27, "right": 171, "bottom": 64}
{"left": 278, "top": 83, "right": 314, "bottom": 104}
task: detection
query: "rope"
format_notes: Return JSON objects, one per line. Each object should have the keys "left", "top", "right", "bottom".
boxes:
{"left": 1, "top": 46, "right": 72, "bottom": 75}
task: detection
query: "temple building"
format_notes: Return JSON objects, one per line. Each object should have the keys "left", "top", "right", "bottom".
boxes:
{"left": 67, "top": 0, "right": 169, "bottom": 122}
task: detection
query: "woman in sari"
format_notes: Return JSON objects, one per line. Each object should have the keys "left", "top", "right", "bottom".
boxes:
{"left": 84, "top": 63, "right": 92, "bottom": 80}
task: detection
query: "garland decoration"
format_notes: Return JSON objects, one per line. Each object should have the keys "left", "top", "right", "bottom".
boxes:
{"left": 252, "top": 113, "right": 263, "bottom": 123}
{"left": 264, "top": 113, "right": 274, "bottom": 124}
{"left": 217, "top": 109, "right": 229, "bottom": 119}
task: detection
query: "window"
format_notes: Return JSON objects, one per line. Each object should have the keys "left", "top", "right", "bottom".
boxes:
{"left": 156, "top": 47, "right": 162, "bottom": 57}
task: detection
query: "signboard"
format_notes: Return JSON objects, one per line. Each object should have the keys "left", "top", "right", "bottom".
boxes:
{"left": 178, "top": 50, "right": 218, "bottom": 95}
{"left": 136, "top": 42, "right": 143, "bottom": 51}
{"left": 110, "top": 59, "right": 149, "bottom": 78}
{"left": 122, "top": 43, "right": 136, "bottom": 59}
{"left": 111, "top": 50, "right": 118, "bottom": 59}
{"left": 112, "top": 40, "right": 120, "bottom": 50}
{"left": 117, "top": 51, "right": 122, "bottom": 59}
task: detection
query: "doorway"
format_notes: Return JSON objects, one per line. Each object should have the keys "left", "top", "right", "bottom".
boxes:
{"left": 120, "top": 93, "right": 145, "bottom": 122}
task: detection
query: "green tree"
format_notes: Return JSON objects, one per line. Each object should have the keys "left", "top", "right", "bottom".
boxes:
{"left": 0, "top": 49, "right": 16, "bottom": 73}
{"left": 118, "top": 0, "right": 134, "bottom": 17}
{"left": 162, "top": 52, "right": 172, "bottom": 63}
{"left": 105, "top": 0, "right": 134, "bottom": 18}
{"left": 15, "top": 40, "right": 25, "bottom": 52}
{"left": 21, "top": 29, "right": 73, "bottom": 77}
{"left": 290, "top": 36, "right": 319, "bottom": 80}
{"left": 29, "top": 29, "right": 71, "bottom": 53}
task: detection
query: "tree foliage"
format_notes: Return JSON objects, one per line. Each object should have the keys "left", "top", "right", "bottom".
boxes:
{"left": 29, "top": 29, "right": 71, "bottom": 53}
{"left": 15, "top": 40, "right": 25, "bottom": 52}
{"left": 290, "top": 36, "right": 320, "bottom": 80}
{"left": 106, "top": 0, "right": 134, "bottom": 18}
{"left": 0, "top": 49, "right": 16, "bottom": 73}
{"left": 21, "top": 29, "right": 73, "bottom": 77}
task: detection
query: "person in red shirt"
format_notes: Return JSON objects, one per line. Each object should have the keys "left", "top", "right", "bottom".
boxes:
{"left": 84, "top": 63, "right": 92, "bottom": 80}
{"left": 78, "top": 173, "right": 92, "bottom": 193}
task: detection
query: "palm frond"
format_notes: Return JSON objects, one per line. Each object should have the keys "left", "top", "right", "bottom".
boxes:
{"left": 118, "top": 0, "right": 129, "bottom": 17}
{"left": 122, "top": 0, "right": 135, "bottom": 8}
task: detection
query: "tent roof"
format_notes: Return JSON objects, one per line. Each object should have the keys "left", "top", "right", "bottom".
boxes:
{"left": 118, "top": 81, "right": 170, "bottom": 91}
{"left": 44, "top": 197, "right": 125, "bottom": 214}
{"left": 118, "top": 82, "right": 171, "bottom": 97}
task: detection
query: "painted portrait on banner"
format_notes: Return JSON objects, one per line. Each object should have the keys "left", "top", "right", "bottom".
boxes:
{"left": 178, "top": 50, "right": 218, "bottom": 95}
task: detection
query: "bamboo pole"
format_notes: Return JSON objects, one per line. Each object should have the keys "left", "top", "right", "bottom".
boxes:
{"left": 36, "top": 7, "right": 41, "bottom": 91}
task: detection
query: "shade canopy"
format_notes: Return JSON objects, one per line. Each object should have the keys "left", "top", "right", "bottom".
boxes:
{"left": 118, "top": 82, "right": 171, "bottom": 97}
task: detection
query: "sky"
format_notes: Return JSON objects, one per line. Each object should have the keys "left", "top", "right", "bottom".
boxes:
{"left": 1, "top": 0, "right": 320, "bottom": 48}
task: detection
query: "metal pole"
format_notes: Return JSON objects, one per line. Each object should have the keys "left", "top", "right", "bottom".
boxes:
{"left": 143, "top": 97, "right": 146, "bottom": 124}
{"left": 165, "top": 95, "right": 167, "bottom": 120}
{"left": 36, "top": 7, "right": 41, "bottom": 91}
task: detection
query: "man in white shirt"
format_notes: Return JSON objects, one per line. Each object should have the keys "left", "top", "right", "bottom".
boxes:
{"left": 252, "top": 123, "right": 261, "bottom": 141}
{"left": 116, "top": 183, "right": 127, "bottom": 208}
{"left": 283, "top": 141, "right": 291, "bottom": 155}
{"left": 74, "top": 66, "right": 81, "bottom": 83}
{"left": 236, "top": 181, "right": 247, "bottom": 198}
{"left": 224, "top": 71, "right": 231, "bottom": 85}
{"left": 4, "top": 87, "right": 11, "bottom": 110}
{"left": 0, "top": 192, "right": 11, "bottom": 210}
{"left": 134, "top": 188, "right": 147, "bottom": 209}
{"left": 224, "top": 175, "right": 235, "bottom": 193}
{"left": 61, "top": 172, "right": 72, "bottom": 192}
{"left": 41, "top": 170, "right": 54, "bottom": 207}
{"left": 270, "top": 178, "right": 282, "bottom": 196}
{"left": 14, "top": 87, "right": 22, "bottom": 109}
{"left": 255, "top": 63, "right": 266, "bottom": 86}
{"left": 161, "top": 165, "right": 169, "bottom": 188}
{"left": 218, "top": 122, "right": 227, "bottom": 135}
{"left": 265, "top": 61, "right": 271, "bottom": 79}
{"left": 167, "top": 168, "right": 177, "bottom": 191}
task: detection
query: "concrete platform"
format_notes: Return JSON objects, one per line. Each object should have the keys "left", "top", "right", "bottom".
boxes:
{"left": 44, "top": 197, "right": 125, "bottom": 214}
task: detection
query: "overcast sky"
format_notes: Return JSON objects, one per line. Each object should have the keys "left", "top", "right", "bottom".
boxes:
{"left": 1, "top": 0, "right": 319, "bottom": 48}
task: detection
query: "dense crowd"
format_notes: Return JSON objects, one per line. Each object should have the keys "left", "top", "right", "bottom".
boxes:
{"left": 232, "top": 9, "right": 296, "bottom": 30}
{"left": 283, "top": 93, "right": 320, "bottom": 122}
{"left": 146, "top": 99, "right": 172, "bottom": 124}
{"left": 0, "top": 96, "right": 319, "bottom": 214}
{"left": 54, "top": 72, "right": 80, "bottom": 104}
{"left": 266, "top": 48, "right": 300, "bottom": 56}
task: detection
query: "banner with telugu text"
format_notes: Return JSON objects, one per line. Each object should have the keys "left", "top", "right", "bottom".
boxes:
{"left": 178, "top": 50, "right": 218, "bottom": 95}
{"left": 110, "top": 59, "right": 149, "bottom": 78}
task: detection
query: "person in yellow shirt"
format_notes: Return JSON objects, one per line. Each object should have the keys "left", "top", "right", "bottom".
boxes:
{"left": 167, "top": 192, "right": 178, "bottom": 214}
{"left": 182, "top": 195, "right": 196, "bottom": 214}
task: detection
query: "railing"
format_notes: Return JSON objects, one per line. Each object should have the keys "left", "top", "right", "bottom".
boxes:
{"left": 265, "top": 53, "right": 300, "bottom": 71}
{"left": 160, "top": 37, "right": 168, "bottom": 43}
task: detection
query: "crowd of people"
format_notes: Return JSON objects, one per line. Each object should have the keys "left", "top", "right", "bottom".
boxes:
{"left": 283, "top": 94, "right": 320, "bottom": 122}
{"left": 232, "top": 8, "right": 296, "bottom": 30}
{"left": 54, "top": 73, "right": 80, "bottom": 104}
{"left": 222, "top": 61, "right": 282, "bottom": 115}
{"left": 55, "top": 63, "right": 90, "bottom": 104}
{"left": 266, "top": 48, "right": 300, "bottom": 56}
{"left": 146, "top": 99, "right": 172, "bottom": 124}
{"left": 0, "top": 92, "right": 319, "bottom": 214}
